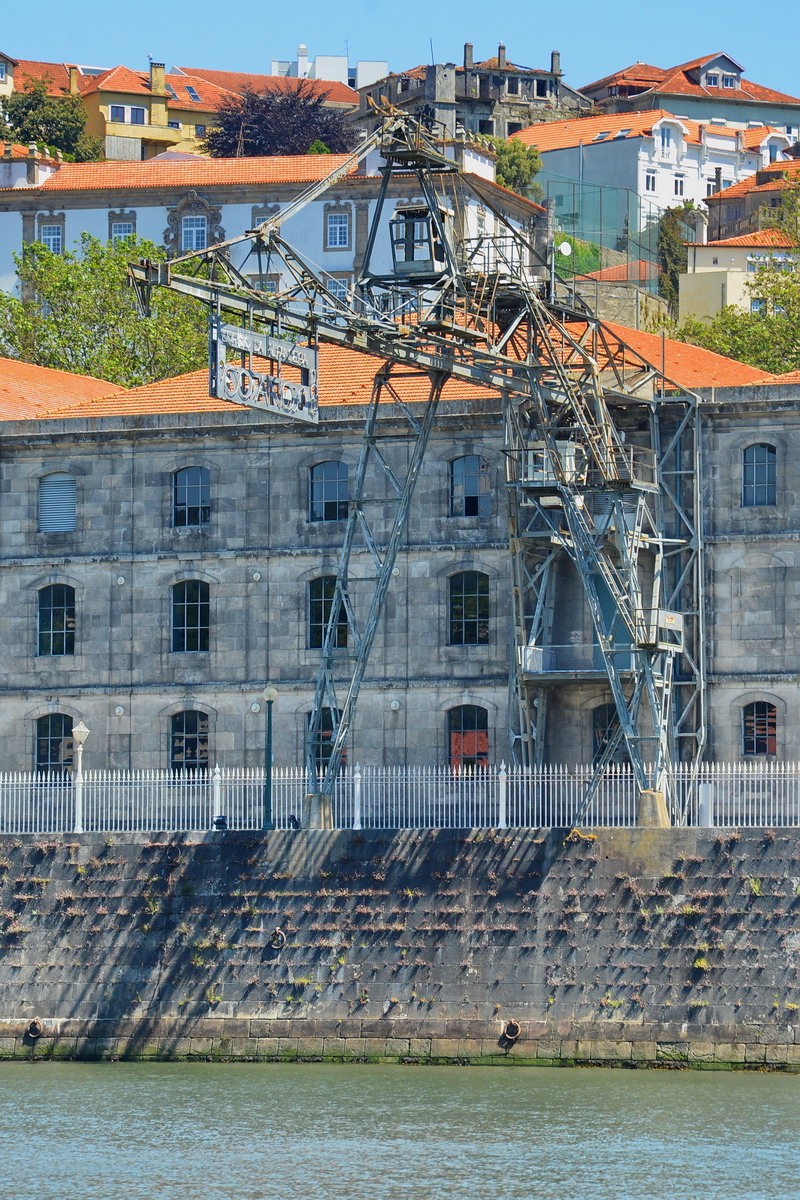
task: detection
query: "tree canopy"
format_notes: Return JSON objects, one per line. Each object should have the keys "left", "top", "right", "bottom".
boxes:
{"left": 657, "top": 206, "right": 690, "bottom": 308}
{"left": 488, "top": 137, "right": 543, "bottom": 200}
{"left": 0, "top": 77, "right": 104, "bottom": 161}
{"left": 670, "top": 177, "right": 800, "bottom": 375}
{"left": 0, "top": 235, "right": 207, "bottom": 387}
{"left": 200, "top": 80, "right": 357, "bottom": 158}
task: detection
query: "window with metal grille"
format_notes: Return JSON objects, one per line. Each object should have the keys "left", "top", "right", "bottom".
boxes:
{"left": 38, "top": 473, "right": 77, "bottom": 532}
{"left": 450, "top": 455, "right": 489, "bottom": 517}
{"left": 592, "top": 702, "right": 629, "bottom": 765}
{"left": 309, "top": 576, "right": 347, "bottom": 649}
{"left": 36, "top": 713, "right": 73, "bottom": 774}
{"left": 307, "top": 707, "right": 345, "bottom": 772}
{"left": 742, "top": 443, "right": 776, "bottom": 507}
{"left": 181, "top": 215, "right": 207, "bottom": 251}
{"left": 309, "top": 461, "right": 348, "bottom": 521}
{"left": 448, "top": 571, "right": 489, "bottom": 645}
{"left": 448, "top": 705, "right": 488, "bottom": 769}
{"left": 40, "top": 225, "right": 63, "bottom": 254}
{"left": 170, "top": 710, "right": 209, "bottom": 772}
{"left": 38, "top": 585, "right": 75, "bottom": 657}
{"left": 171, "top": 580, "right": 210, "bottom": 652}
{"left": 742, "top": 701, "right": 776, "bottom": 756}
{"left": 173, "top": 466, "right": 211, "bottom": 527}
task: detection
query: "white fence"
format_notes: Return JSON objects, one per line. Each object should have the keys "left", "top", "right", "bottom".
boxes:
{"left": 1, "top": 762, "right": 800, "bottom": 833}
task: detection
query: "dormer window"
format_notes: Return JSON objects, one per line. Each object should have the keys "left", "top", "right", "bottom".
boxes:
{"left": 723, "top": 75, "right": 736, "bottom": 88}
{"left": 185, "top": 85, "right": 201, "bottom": 102}
{"left": 706, "top": 73, "right": 719, "bottom": 87}
{"left": 0, "top": 63, "right": 6, "bottom": 82}
{"left": 593, "top": 131, "right": 610, "bottom": 141}
{"left": 660, "top": 127, "right": 672, "bottom": 151}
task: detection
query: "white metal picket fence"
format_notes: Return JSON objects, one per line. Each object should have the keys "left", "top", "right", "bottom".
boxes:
{"left": 1, "top": 761, "right": 800, "bottom": 833}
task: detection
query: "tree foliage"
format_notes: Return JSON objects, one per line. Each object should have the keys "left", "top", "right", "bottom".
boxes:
{"left": 0, "top": 77, "right": 104, "bottom": 161}
{"left": 489, "top": 137, "right": 543, "bottom": 200}
{"left": 200, "top": 80, "right": 357, "bottom": 158}
{"left": 657, "top": 206, "right": 689, "bottom": 308}
{"left": 0, "top": 235, "right": 208, "bottom": 387}
{"left": 671, "top": 177, "right": 800, "bottom": 375}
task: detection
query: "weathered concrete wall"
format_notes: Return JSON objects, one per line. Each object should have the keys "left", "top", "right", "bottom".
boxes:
{"left": 2, "top": 828, "right": 800, "bottom": 1067}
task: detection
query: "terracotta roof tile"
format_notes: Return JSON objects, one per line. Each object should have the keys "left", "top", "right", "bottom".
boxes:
{"left": 511, "top": 109, "right": 739, "bottom": 152}
{"left": 707, "top": 228, "right": 796, "bottom": 247}
{"left": 177, "top": 67, "right": 357, "bottom": 107}
{"left": 769, "top": 368, "right": 800, "bottom": 384}
{"left": 581, "top": 62, "right": 668, "bottom": 92}
{"left": 582, "top": 258, "right": 661, "bottom": 282}
{"left": 13, "top": 59, "right": 71, "bottom": 95}
{"left": 602, "top": 321, "right": 775, "bottom": 387}
{"left": 0, "top": 140, "right": 39, "bottom": 158}
{"left": 0, "top": 152, "right": 353, "bottom": 194}
{"left": 706, "top": 160, "right": 800, "bottom": 201}
{"left": 581, "top": 54, "right": 800, "bottom": 108}
{"left": 0, "top": 357, "right": 124, "bottom": 420}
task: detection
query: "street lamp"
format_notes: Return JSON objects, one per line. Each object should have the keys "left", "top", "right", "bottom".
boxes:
{"left": 263, "top": 685, "right": 278, "bottom": 830}
{"left": 72, "top": 721, "right": 89, "bottom": 834}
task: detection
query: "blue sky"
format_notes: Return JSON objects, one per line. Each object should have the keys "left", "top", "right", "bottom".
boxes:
{"left": 5, "top": 0, "right": 800, "bottom": 98}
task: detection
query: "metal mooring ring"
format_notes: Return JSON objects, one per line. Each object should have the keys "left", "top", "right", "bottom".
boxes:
{"left": 503, "top": 1019, "right": 521, "bottom": 1042}
{"left": 27, "top": 1018, "right": 44, "bottom": 1040}
{"left": 269, "top": 928, "right": 287, "bottom": 950}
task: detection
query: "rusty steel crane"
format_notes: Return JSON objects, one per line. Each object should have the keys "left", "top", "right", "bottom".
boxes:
{"left": 129, "top": 110, "right": 705, "bottom": 823}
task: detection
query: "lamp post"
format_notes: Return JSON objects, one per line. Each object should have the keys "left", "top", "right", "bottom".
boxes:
{"left": 263, "top": 685, "right": 278, "bottom": 830}
{"left": 72, "top": 721, "right": 90, "bottom": 834}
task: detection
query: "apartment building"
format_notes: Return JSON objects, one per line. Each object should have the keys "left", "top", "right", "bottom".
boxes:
{"left": 679, "top": 228, "right": 798, "bottom": 322}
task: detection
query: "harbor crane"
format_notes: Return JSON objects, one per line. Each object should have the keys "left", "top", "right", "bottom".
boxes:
{"left": 130, "top": 110, "right": 705, "bottom": 824}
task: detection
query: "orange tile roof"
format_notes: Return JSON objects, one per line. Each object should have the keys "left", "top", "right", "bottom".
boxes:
{"left": 706, "top": 160, "right": 800, "bottom": 202}
{"left": 582, "top": 258, "right": 661, "bottom": 282}
{"left": 0, "top": 357, "right": 125, "bottom": 420}
{"left": 582, "top": 53, "right": 800, "bottom": 107}
{"left": 178, "top": 67, "right": 357, "bottom": 107}
{"left": 0, "top": 140, "right": 39, "bottom": 158}
{"left": 511, "top": 109, "right": 740, "bottom": 152}
{"left": 742, "top": 125, "right": 790, "bottom": 149}
{"left": 13, "top": 59, "right": 71, "bottom": 95}
{"left": 769, "top": 369, "right": 800, "bottom": 384}
{"left": 32, "top": 344, "right": 498, "bottom": 421}
{"left": 0, "top": 152, "right": 353, "bottom": 194}
{"left": 79, "top": 65, "right": 232, "bottom": 110}
{"left": 602, "top": 322, "right": 775, "bottom": 387}
{"left": 581, "top": 62, "right": 668, "bottom": 92}
{"left": 707, "top": 229, "right": 796, "bottom": 247}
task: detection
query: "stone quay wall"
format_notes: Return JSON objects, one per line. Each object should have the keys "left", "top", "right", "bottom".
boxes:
{"left": 2, "top": 827, "right": 800, "bottom": 1069}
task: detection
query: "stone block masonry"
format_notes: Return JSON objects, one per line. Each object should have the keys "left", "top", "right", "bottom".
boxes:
{"left": 2, "top": 827, "right": 800, "bottom": 1068}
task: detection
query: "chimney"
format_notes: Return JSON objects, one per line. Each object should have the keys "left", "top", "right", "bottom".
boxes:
{"left": 715, "top": 166, "right": 722, "bottom": 193}
{"left": 464, "top": 42, "right": 473, "bottom": 70}
{"left": 550, "top": 50, "right": 561, "bottom": 76}
{"left": 28, "top": 142, "right": 37, "bottom": 158}
{"left": 68, "top": 65, "right": 79, "bottom": 95}
{"left": 297, "top": 44, "right": 309, "bottom": 78}
{"left": 149, "top": 61, "right": 165, "bottom": 95}
{"left": 4, "top": 142, "right": 12, "bottom": 160}
{"left": 498, "top": 43, "right": 506, "bottom": 70}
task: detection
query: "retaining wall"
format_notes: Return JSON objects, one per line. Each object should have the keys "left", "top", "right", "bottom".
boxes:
{"left": 2, "top": 827, "right": 800, "bottom": 1068}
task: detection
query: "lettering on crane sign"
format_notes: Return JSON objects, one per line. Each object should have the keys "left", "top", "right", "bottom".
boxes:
{"left": 210, "top": 320, "right": 319, "bottom": 423}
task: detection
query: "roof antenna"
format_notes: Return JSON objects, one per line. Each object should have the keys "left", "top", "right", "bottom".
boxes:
{"left": 430, "top": 38, "right": 435, "bottom": 65}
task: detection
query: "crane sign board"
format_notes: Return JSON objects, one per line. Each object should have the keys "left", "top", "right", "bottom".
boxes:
{"left": 210, "top": 319, "right": 319, "bottom": 423}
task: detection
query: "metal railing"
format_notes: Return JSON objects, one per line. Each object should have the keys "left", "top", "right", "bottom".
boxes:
{"left": 1, "top": 762, "right": 800, "bottom": 832}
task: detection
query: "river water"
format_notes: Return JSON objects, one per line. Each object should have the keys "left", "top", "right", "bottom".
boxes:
{"left": 1, "top": 1062, "right": 798, "bottom": 1200}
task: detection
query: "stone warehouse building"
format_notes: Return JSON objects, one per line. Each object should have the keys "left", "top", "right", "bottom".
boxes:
{"left": 0, "top": 328, "right": 797, "bottom": 774}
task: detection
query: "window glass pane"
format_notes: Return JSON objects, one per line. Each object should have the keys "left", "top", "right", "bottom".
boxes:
{"left": 592, "top": 703, "right": 629, "bottom": 764}
{"left": 450, "top": 455, "right": 489, "bottom": 517}
{"left": 130, "top": 107, "right": 146, "bottom": 124}
{"left": 742, "top": 444, "right": 776, "bottom": 507}
{"left": 38, "top": 585, "right": 76, "bottom": 657}
{"left": 448, "top": 705, "right": 488, "bottom": 769}
{"left": 110, "top": 104, "right": 125, "bottom": 122}
{"left": 40, "top": 225, "right": 62, "bottom": 254}
{"left": 39, "top": 473, "right": 77, "bottom": 532}
{"left": 111, "top": 222, "right": 134, "bottom": 243}
{"left": 307, "top": 707, "right": 346, "bottom": 772}
{"left": 309, "top": 576, "right": 348, "bottom": 649}
{"left": 173, "top": 466, "right": 211, "bottom": 526}
{"left": 327, "top": 212, "right": 349, "bottom": 247}
{"left": 448, "top": 571, "right": 489, "bottom": 645}
{"left": 170, "top": 710, "right": 209, "bottom": 772}
{"left": 182, "top": 215, "right": 207, "bottom": 251}
{"left": 309, "top": 461, "right": 348, "bottom": 521}
{"left": 36, "top": 713, "right": 73, "bottom": 774}
{"left": 742, "top": 702, "right": 777, "bottom": 755}
{"left": 171, "top": 580, "right": 210, "bottom": 652}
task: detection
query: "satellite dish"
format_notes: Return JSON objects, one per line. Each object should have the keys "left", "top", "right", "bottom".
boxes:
{"left": 557, "top": 241, "right": 572, "bottom": 256}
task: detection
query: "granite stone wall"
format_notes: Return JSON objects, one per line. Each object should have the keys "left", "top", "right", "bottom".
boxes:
{"left": 2, "top": 827, "right": 800, "bottom": 1068}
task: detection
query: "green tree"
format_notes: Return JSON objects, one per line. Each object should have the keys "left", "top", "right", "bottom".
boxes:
{"left": 200, "top": 80, "right": 357, "bottom": 157}
{"left": 0, "top": 235, "right": 208, "bottom": 387}
{"left": 0, "top": 77, "right": 104, "bottom": 161}
{"left": 657, "top": 206, "right": 689, "bottom": 309}
{"left": 488, "top": 137, "right": 543, "bottom": 200}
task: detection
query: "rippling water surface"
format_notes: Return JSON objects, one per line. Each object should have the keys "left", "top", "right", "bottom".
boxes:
{"left": 1, "top": 1062, "right": 798, "bottom": 1200}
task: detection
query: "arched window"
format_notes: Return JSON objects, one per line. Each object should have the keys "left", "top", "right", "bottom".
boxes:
{"left": 448, "top": 705, "right": 488, "bottom": 769}
{"left": 592, "top": 702, "right": 629, "bottom": 764}
{"left": 307, "top": 707, "right": 346, "bottom": 771}
{"left": 37, "top": 585, "right": 75, "bottom": 657}
{"left": 173, "top": 466, "right": 211, "bottom": 527}
{"left": 309, "top": 461, "right": 348, "bottom": 521}
{"left": 450, "top": 455, "right": 489, "bottom": 517}
{"left": 38, "top": 473, "right": 77, "bottom": 532}
{"left": 171, "top": 580, "right": 210, "bottom": 652}
{"left": 36, "top": 713, "right": 73, "bottom": 774}
{"left": 742, "top": 444, "right": 776, "bottom": 507}
{"left": 742, "top": 701, "right": 777, "bottom": 756}
{"left": 309, "top": 576, "right": 348, "bottom": 648}
{"left": 170, "top": 710, "right": 209, "bottom": 772}
{"left": 448, "top": 571, "right": 489, "bottom": 645}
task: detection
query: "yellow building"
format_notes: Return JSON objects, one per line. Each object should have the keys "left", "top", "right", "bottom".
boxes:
{"left": 679, "top": 228, "right": 798, "bottom": 322}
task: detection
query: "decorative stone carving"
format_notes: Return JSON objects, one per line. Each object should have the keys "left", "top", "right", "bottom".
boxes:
{"left": 163, "top": 191, "right": 225, "bottom": 257}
